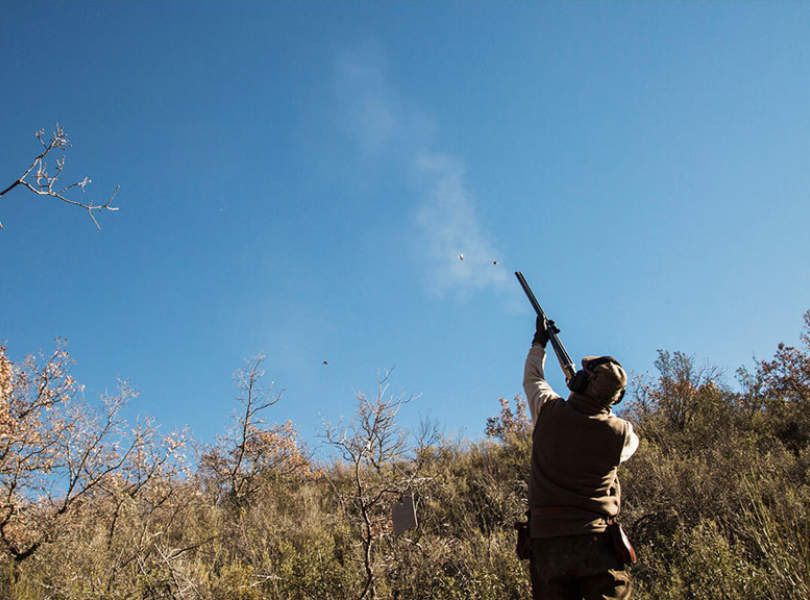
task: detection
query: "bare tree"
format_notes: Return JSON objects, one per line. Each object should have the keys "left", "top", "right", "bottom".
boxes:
{"left": 0, "top": 124, "right": 119, "bottom": 229}
{"left": 96, "top": 420, "right": 194, "bottom": 596}
{"left": 200, "top": 354, "right": 310, "bottom": 507}
{"left": 323, "top": 371, "right": 422, "bottom": 600}
{"left": 0, "top": 342, "right": 182, "bottom": 570}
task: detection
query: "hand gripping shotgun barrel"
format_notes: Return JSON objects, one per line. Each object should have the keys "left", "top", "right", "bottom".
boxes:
{"left": 515, "top": 271, "right": 577, "bottom": 386}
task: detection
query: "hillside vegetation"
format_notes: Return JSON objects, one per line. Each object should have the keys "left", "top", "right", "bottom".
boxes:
{"left": 2, "top": 312, "right": 809, "bottom": 600}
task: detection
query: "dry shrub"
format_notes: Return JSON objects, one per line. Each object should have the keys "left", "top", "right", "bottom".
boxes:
{"left": 4, "top": 311, "right": 810, "bottom": 599}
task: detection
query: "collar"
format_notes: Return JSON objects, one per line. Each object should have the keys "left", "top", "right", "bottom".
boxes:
{"left": 568, "top": 392, "right": 611, "bottom": 416}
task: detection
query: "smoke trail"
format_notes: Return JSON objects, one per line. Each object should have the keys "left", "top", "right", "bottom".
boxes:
{"left": 333, "top": 44, "right": 507, "bottom": 296}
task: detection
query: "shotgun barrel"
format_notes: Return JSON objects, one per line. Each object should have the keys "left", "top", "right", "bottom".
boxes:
{"left": 514, "top": 271, "right": 577, "bottom": 382}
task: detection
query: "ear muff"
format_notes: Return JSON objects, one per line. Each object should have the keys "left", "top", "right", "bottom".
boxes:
{"left": 567, "top": 370, "right": 590, "bottom": 393}
{"left": 567, "top": 356, "right": 626, "bottom": 403}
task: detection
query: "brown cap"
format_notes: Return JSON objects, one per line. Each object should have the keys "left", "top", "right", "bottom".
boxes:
{"left": 581, "top": 356, "right": 627, "bottom": 405}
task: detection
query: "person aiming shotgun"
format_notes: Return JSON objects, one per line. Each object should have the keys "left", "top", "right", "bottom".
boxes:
{"left": 516, "top": 272, "right": 639, "bottom": 600}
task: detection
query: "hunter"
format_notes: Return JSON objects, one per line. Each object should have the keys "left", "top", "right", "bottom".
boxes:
{"left": 524, "top": 317, "right": 639, "bottom": 600}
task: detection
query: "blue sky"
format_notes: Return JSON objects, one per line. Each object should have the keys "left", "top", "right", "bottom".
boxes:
{"left": 2, "top": 2, "right": 809, "bottom": 453}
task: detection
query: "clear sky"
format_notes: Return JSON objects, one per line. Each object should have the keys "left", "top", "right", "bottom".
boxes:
{"left": 2, "top": 2, "right": 809, "bottom": 453}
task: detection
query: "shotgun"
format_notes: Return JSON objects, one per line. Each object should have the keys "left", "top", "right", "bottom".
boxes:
{"left": 514, "top": 271, "right": 577, "bottom": 384}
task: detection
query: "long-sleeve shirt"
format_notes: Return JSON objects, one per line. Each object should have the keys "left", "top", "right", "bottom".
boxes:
{"left": 523, "top": 345, "right": 639, "bottom": 463}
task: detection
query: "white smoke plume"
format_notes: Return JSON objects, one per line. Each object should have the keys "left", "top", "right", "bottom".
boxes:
{"left": 333, "top": 44, "right": 507, "bottom": 296}
{"left": 414, "top": 153, "right": 508, "bottom": 296}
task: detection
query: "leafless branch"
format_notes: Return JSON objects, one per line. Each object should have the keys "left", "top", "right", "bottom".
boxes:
{"left": 321, "top": 370, "right": 422, "bottom": 600}
{"left": 0, "top": 124, "right": 120, "bottom": 230}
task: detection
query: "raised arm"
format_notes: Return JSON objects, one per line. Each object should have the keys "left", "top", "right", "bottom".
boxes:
{"left": 524, "top": 337, "right": 562, "bottom": 427}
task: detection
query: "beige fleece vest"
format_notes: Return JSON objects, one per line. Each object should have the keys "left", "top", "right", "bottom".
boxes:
{"left": 528, "top": 393, "right": 628, "bottom": 538}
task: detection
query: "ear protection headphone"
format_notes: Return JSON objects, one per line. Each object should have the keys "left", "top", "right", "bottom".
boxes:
{"left": 567, "top": 356, "right": 626, "bottom": 404}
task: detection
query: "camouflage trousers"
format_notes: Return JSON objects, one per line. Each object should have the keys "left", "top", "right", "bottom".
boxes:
{"left": 529, "top": 533, "right": 631, "bottom": 600}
